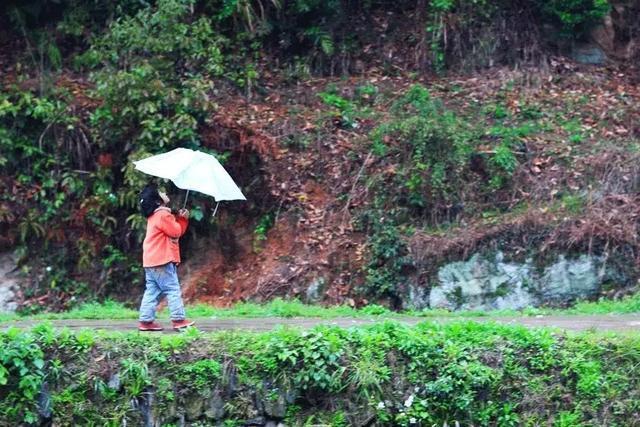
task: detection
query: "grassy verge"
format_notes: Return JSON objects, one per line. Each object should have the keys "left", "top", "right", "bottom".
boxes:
{"left": 0, "top": 293, "right": 639, "bottom": 323}
{"left": 0, "top": 299, "right": 393, "bottom": 322}
{"left": 411, "top": 292, "right": 640, "bottom": 317}
{"left": 1, "top": 321, "right": 639, "bottom": 425}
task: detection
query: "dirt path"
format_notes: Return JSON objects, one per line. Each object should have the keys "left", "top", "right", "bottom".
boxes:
{"left": 2, "top": 314, "right": 640, "bottom": 333}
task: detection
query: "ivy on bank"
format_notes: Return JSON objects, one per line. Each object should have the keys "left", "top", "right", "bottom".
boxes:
{"left": 1, "top": 322, "right": 639, "bottom": 426}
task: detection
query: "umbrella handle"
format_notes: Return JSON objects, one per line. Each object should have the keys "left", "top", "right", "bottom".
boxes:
{"left": 212, "top": 202, "right": 220, "bottom": 218}
{"left": 182, "top": 190, "right": 190, "bottom": 209}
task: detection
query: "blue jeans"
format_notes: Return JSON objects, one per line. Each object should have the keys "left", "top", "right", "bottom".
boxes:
{"left": 139, "top": 262, "right": 186, "bottom": 322}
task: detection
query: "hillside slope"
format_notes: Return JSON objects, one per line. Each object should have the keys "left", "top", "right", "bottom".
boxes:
{"left": 1, "top": 0, "right": 640, "bottom": 312}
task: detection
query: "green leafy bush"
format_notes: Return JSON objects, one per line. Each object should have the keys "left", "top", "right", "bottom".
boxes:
{"left": 0, "top": 328, "right": 46, "bottom": 424}
{"left": 120, "top": 358, "right": 151, "bottom": 397}
{"left": 363, "top": 222, "right": 412, "bottom": 304}
{"left": 258, "top": 328, "right": 347, "bottom": 393}
{"left": 370, "top": 84, "right": 475, "bottom": 215}
{"left": 542, "top": 0, "right": 610, "bottom": 37}
{"left": 81, "top": 0, "right": 224, "bottom": 150}
{"left": 253, "top": 212, "right": 276, "bottom": 252}
{"left": 177, "top": 359, "right": 222, "bottom": 394}
{"left": 318, "top": 91, "right": 358, "bottom": 128}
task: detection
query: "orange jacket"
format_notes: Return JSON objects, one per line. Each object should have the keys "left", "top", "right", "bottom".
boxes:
{"left": 142, "top": 207, "right": 189, "bottom": 267}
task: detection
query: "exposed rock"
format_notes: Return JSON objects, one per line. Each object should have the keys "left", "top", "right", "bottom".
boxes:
{"left": 263, "top": 393, "right": 287, "bottom": 418}
{"left": 223, "top": 363, "right": 238, "bottom": 394}
{"left": 539, "top": 255, "right": 603, "bottom": 301}
{"left": 571, "top": 43, "right": 607, "bottom": 65}
{"left": 37, "top": 382, "right": 52, "bottom": 420}
{"left": 137, "top": 389, "right": 156, "bottom": 427}
{"left": 283, "top": 388, "right": 297, "bottom": 405}
{"left": 184, "top": 394, "right": 204, "bottom": 421}
{"left": 244, "top": 416, "right": 266, "bottom": 426}
{"left": 305, "top": 277, "right": 326, "bottom": 303}
{"left": 166, "top": 398, "right": 178, "bottom": 420}
{"left": 403, "top": 282, "right": 431, "bottom": 310}
{"left": 204, "top": 389, "right": 225, "bottom": 420}
{"left": 425, "top": 251, "right": 617, "bottom": 311}
{"left": 107, "top": 373, "right": 121, "bottom": 391}
{"left": 0, "top": 252, "right": 19, "bottom": 312}
{"left": 429, "top": 253, "right": 535, "bottom": 311}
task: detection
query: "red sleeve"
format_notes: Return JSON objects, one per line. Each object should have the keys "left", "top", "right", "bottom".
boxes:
{"left": 156, "top": 212, "right": 186, "bottom": 238}
{"left": 176, "top": 215, "right": 188, "bottom": 237}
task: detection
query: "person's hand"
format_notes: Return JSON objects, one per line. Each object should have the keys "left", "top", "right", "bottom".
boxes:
{"left": 178, "top": 208, "right": 189, "bottom": 218}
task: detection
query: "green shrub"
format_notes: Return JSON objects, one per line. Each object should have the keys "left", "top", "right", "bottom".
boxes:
{"left": 253, "top": 212, "right": 276, "bottom": 252}
{"left": 177, "top": 359, "right": 222, "bottom": 394}
{"left": 363, "top": 222, "right": 412, "bottom": 304}
{"left": 542, "top": 0, "right": 610, "bottom": 37}
{"left": 81, "top": 0, "right": 224, "bottom": 150}
{"left": 318, "top": 91, "right": 358, "bottom": 128}
{"left": 120, "top": 358, "right": 151, "bottom": 397}
{"left": 486, "top": 123, "right": 537, "bottom": 188}
{"left": 0, "top": 328, "right": 46, "bottom": 424}
{"left": 258, "top": 328, "right": 347, "bottom": 393}
{"left": 370, "top": 84, "right": 475, "bottom": 213}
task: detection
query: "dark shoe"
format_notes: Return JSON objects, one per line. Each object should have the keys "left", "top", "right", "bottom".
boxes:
{"left": 138, "top": 321, "right": 164, "bottom": 331}
{"left": 172, "top": 319, "right": 195, "bottom": 330}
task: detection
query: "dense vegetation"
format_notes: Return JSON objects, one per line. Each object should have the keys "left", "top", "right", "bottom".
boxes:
{"left": 3, "top": 2, "right": 640, "bottom": 425}
{"left": 1, "top": 321, "right": 640, "bottom": 426}
{"left": 2, "top": 0, "right": 639, "bottom": 311}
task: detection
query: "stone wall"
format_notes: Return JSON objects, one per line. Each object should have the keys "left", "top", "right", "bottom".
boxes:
{"left": 405, "top": 251, "right": 625, "bottom": 310}
{"left": 4, "top": 322, "right": 638, "bottom": 426}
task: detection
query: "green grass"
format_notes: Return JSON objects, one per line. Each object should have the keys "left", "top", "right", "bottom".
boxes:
{"left": 566, "top": 293, "right": 640, "bottom": 314}
{"left": 0, "top": 299, "right": 395, "bottom": 322}
{"left": 184, "top": 299, "right": 379, "bottom": 318}
{"left": 0, "top": 300, "right": 138, "bottom": 322}
{"left": 0, "top": 293, "right": 638, "bottom": 323}
{"left": 411, "top": 293, "right": 640, "bottom": 317}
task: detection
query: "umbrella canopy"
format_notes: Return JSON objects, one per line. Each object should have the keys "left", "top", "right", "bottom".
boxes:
{"left": 133, "top": 148, "right": 246, "bottom": 201}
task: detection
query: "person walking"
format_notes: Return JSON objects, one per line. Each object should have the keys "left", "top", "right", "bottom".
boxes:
{"left": 137, "top": 184, "right": 194, "bottom": 331}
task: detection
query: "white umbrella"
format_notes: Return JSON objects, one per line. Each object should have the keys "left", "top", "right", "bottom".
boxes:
{"left": 134, "top": 148, "right": 246, "bottom": 215}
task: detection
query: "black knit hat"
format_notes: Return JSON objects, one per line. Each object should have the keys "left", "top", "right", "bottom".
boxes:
{"left": 139, "top": 184, "right": 163, "bottom": 217}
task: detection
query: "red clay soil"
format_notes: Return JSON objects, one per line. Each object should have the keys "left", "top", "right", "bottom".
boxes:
{"left": 180, "top": 180, "right": 366, "bottom": 306}
{"left": 178, "top": 88, "right": 371, "bottom": 306}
